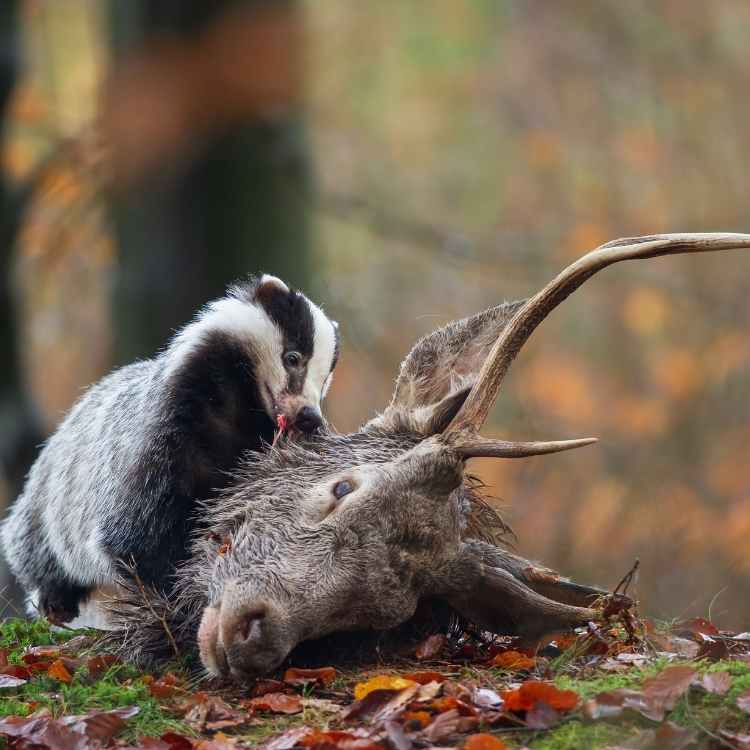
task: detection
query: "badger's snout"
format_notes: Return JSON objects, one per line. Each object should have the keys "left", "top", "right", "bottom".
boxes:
{"left": 198, "top": 587, "right": 295, "bottom": 680}
{"left": 294, "top": 405, "right": 323, "bottom": 433}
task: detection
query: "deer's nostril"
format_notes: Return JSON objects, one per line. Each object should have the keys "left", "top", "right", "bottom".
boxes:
{"left": 236, "top": 609, "right": 265, "bottom": 643}
{"left": 295, "top": 406, "right": 323, "bottom": 433}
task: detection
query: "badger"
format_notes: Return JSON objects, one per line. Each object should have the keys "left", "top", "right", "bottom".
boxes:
{"left": 1, "top": 274, "right": 339, "bottom": 628}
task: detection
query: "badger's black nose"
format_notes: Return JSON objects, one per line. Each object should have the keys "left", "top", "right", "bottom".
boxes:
{"left": 295, "top": 405, "right": 323, "bottom": 433}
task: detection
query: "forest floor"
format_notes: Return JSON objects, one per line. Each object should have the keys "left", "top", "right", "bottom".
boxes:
{"left": 0, "top": 616, "right": 749, "bottom": 750}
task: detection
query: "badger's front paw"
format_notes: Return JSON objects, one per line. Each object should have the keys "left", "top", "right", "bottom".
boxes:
{"left": 38, "top": 583, "right": 88, "bottom": 625}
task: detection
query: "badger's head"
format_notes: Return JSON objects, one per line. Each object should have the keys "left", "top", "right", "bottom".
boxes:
{"left": 164, "top": 274, "right": 339, "bottom": 440}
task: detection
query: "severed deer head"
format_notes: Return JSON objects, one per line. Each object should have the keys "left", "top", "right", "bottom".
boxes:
{"left": 110, "top": 233, "right": 750, "bottom": 681}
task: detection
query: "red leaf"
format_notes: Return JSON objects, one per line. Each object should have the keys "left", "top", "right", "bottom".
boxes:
{"left": 245, "top": 693, "right": 302, "bottom": 715}
{"left": 251, "top": 679, "right": 289, "bottom": 697}
{"left": 149, "top": 673, "right": 182, "bottom": 699}
{"left": 47, "top": 659, "right": 73, "bottom": 683}
{"left": 283, "top": 666, "right": 337, "bottom": 687}
{"left": 0, "top": 665, "right": 32, "bottom": 680}
{"left": 464, "top": 733, "right": 508, "bottom": 750}
{"left": 502, "top": 681, "right": 578, "bottom": 713}
{"left": 676, "top": 617, "right": 719, "bottom": 638}
{"left": 415, "top": 634, "right": 446, "bottom": 660}
{"left": 22, "top": 646, "right": 61, "bottom": 664}
{"left": 490, "top": 650, "right": 536, "bottom": 670}
{"left": 87, "top": 654, "right": 120, "bottom": 678}
{"left": 0, "top": 649, "right": 7, "bottom": 667}
{"left": 161, "top": 731, "right": 195, "bottom": 749}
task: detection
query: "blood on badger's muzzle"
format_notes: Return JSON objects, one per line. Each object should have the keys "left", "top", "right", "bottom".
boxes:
{"left": 276, "top": 395, "right": 324, "bottom": 435}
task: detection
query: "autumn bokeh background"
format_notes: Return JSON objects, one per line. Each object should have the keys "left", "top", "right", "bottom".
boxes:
{"left": 1, "top": 2, "right": 749, "bottom": 627}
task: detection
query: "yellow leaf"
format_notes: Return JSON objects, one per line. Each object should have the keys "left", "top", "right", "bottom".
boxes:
{"left": 353, "top": 674, "right": 418, "bottom": 700}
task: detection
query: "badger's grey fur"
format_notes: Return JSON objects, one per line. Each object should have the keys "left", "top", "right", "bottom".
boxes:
{"left": 1, "top": 274, "right": 339, "bottom": 627}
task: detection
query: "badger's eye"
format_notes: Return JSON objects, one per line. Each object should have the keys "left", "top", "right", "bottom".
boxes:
{"left": 284, "top": 351, "right": 302, "bottom": 368}
{"left": 333, "top": 480, "right": 354, "bottom": 500}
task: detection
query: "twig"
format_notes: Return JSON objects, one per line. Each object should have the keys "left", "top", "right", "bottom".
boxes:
{"left": 612, "top": 558, "right": 639, "bottom": 598}
{"left": 130, "top": 565, "right": 180, "bottom": 658}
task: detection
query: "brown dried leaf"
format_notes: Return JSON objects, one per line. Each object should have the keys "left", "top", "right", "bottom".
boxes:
{"left": 415, "top": 634, "right": 446, "bottom": 660}
{"left": 699, "top": 670, "right": 732, "bottom": 695}
{"left": 737, "top": 688, "right": 750, "bottom": 714}
{"left": 1, "top": 665, "right": 32, "bottom": 680}
{"left": 283, "top": 667, "right": 337, "bottom": 687}
{"left": 639, "top": 665, "right": 696, "bottom": 721}
{"left": 402, "top": 671, "right": 445, "bottom": 685}
{"left": 582, "top": 688, "right": 645, "bottom": 721}
{"left": 262, "top": 727, "right": 310, "bottom": 750}
{"left": 384, "top": 719, "right": 412, "bottom": 750}
{"left": 676, "top": 617, "right": 719, "bottom": 638}
{"left": 422, "top": 709, "right": 461, "bottom": 743}
{"left": 0, "top": 648, "right": 8, "bottom": 667}
{"left": 244, "top": 693, "right": 302, "bottom": 715}
{"left": 343, "top": 685, "right": 420, "bottom": 724}
{"left": 87, "top": 654, "right": 120, "bottom": 678}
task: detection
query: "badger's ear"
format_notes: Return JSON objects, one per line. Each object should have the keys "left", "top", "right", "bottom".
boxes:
{"left": 365, "top": 301, "right": 523, "bottom": 436}
{"left": 253, "top": 274, "right": 290, "bottom": 305}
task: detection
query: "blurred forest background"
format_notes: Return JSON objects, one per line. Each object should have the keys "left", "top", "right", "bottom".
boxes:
{"left": 0, "top": 1, "right": 749, "bottom": 628}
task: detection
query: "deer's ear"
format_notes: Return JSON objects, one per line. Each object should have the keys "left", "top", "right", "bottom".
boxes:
{"left": 367, "top": 385, "right": 473, "bottom": 436}
{"left": 365, "top": 302, "right": 522, "bottom": 436}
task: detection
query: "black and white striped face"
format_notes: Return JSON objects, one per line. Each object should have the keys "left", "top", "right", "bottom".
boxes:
{"left": 165, "top": 274, "right": 339, "bottom": 436}
{"left": 247, "top": 275, "right": 339, "bottom": 434}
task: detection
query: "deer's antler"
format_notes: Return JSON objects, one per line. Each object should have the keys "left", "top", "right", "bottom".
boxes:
{"left": 444, "top": 232, "right": 750, "bottom": 456}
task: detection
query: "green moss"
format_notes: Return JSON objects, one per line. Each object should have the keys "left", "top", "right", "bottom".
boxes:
{"left": 0, "top": 618, "right": 189, "bottom": 741}
{"left": 524, "top": 720, "right": 636, "bottom": 750}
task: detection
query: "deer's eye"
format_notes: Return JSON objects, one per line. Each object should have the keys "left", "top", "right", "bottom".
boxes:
{"left": 333, "top": 480, "right": 354, "bottom": 500}
{"left": 283, "top": 351, "right": 302, "bottom": 368}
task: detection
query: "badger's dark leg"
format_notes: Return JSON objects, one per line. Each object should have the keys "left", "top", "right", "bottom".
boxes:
{"left": 37, "top": 579, "right": 91, "bottom": 626}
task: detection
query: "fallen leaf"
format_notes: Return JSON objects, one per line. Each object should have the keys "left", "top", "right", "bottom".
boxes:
{"left": 0, "top": 706, "right": 140, "bottom": 749}
{"left": 283, "top": 666, "right": 336, "bottom": 687}
{"left": 720, "top": 730, "right": 750, "bottom": 750}
{"left": 464, "top": 733, "right": 508, "bottom": 750}
{"left": 87, "top": 654, "right": 120, "bottom": 678}
{"left": 582, "top": 688, "right": 646, "bottom": 721}
{"left": 344, "top": 685, "right": 420, "bottom": 723}
{"left": 47, "top": 658, "right": 73, "bottom": 683}
{"left": 22, "top": 646, "right": 61, "bottom": 663}
{"left": 525, "top": 702, "right": 560, "bottom": 730}
{"left": 640, "top": 665, "right": 696, "bottom": 721}
{"left": 737, "top": 688, "right": 750, "bottom": 714}
{"left": 401, "top": 710, "right": 432, "bottom": 728}
{"left": 262, "top": 727, "right": 310, "bottom": 750}
{"left": 0, "top": 674, "right": 27, "bottom": 688}
{"left": 159, "top": 732, "right": 194, "bottom": 750}
{"left": 699, "top": 670, "right": 731, "bottom": 695}
{"left": 0, "top": 649, "right": 7, "bottom": 667}
{"left": 415, "top": 634, "right": 446, "bottom": 660}
{"left": 422, "top": 709, "right": 461, "bottom": 743}
{"left": 0, "top": 665, "right": 32, "bottom": 680}
{"left": 490, "top": 651, "right": 536, "bottom": 670}
{"left": 353, "top": 675, "right": 418, "bottom": 700}
{"left": 250, "top": 679, "right": 288, "bottom": 697}
{"left": 402, "top": 671, "right": 445, "bottom": 685}
{"left": 676, "top": 617, "right": 719, "bottom": 638}
{"left": 384, "top": 719, "right": 412, "bottom": 750}
{"left": 244, "top": 693, "right": 302, "bottom": 715}
{"left": 502, "top": 681, "right": 578, "bottom": 713}
{"left": 180, "top": 693, "right": 250, "bottom": 731}
{"left": 149, "top": 673, "right": 182, "bottom": 699}
{"left": 299, "top": 729, "right": 383, "bottom": 750}
{"left": 472, "top": 687, "right": 503, "bottom": 708}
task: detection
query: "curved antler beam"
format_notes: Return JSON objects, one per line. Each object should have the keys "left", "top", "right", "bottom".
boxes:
{"left": 445, "top": 232, "right": 750, "bottom": 437}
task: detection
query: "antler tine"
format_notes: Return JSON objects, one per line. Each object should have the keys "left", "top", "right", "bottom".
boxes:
{"left": 444, "top": 232, "right": 750, "bottom": 443}
{"left": 452, "top": 436, "right": 597, "bottom": 459}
